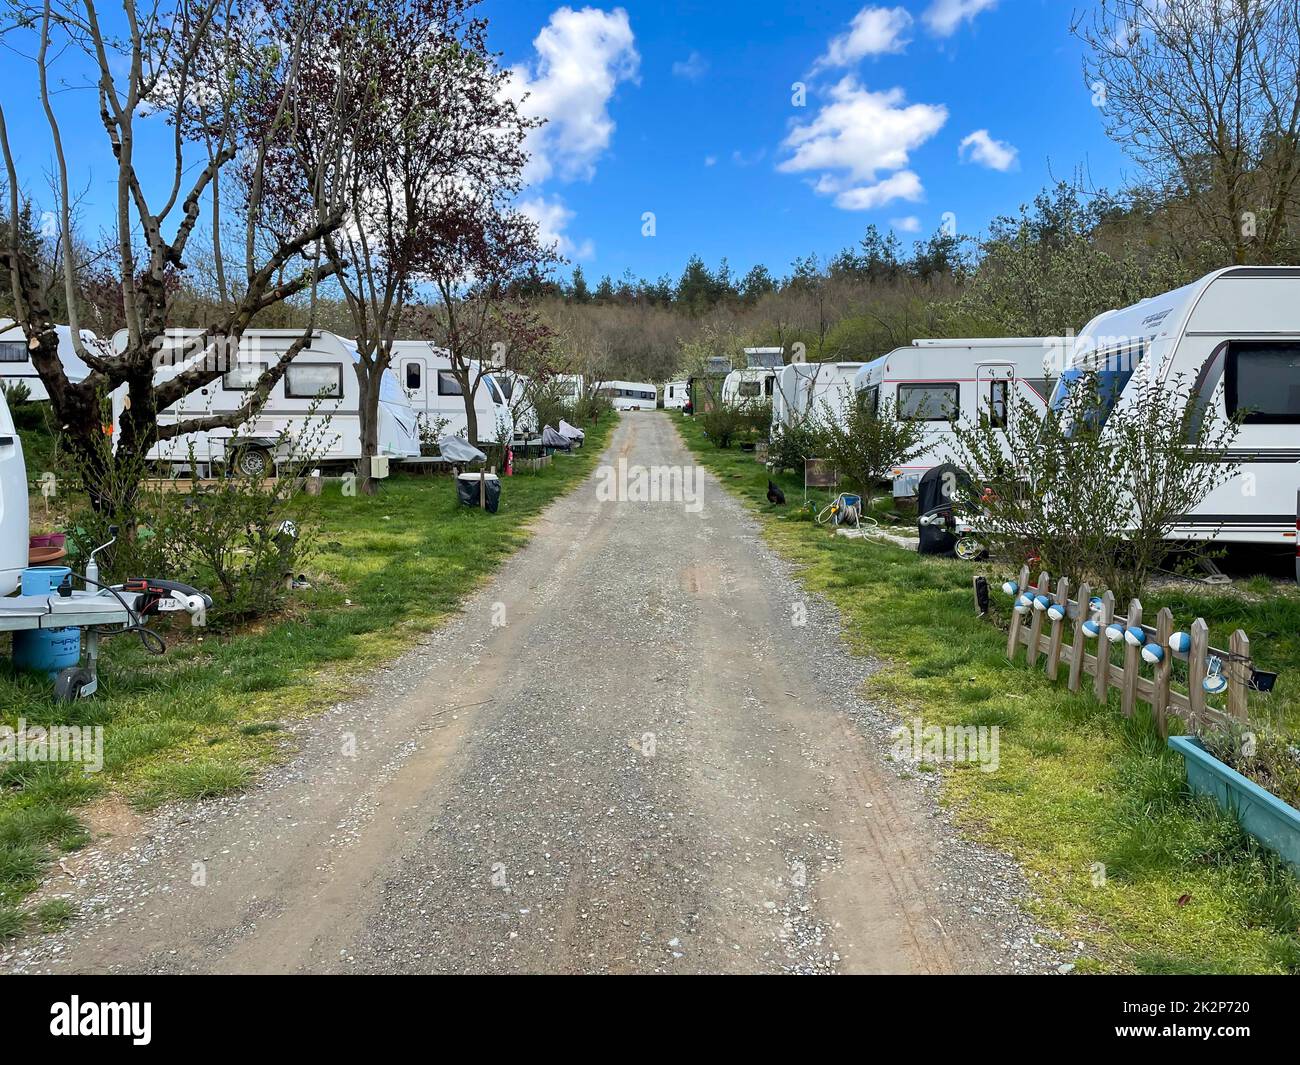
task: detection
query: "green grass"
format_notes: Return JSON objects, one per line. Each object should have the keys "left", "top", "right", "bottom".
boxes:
{"left": 677, "top": 410, "right": 1300, "bottom": 975}
{"left": 0, "top": 417, "right": 615, "bottom": 918}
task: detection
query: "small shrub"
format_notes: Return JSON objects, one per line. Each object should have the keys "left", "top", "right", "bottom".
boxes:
{"left": 700, "top": 401, "right": 746, "bottom": 449}
{"left": 768, "top": 421, "right": 820, "bottom": 473}
{"left": 815, "top": 391, "right": 925, "bottom": 492}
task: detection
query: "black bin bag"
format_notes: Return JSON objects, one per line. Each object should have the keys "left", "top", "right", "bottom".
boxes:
{"left": 456, "top": 472, "right": 501, "bottom": 514}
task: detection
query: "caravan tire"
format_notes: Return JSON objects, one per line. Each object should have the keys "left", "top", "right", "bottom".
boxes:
{"left": 234, "top": 447, "right": 272, "bottom": 479}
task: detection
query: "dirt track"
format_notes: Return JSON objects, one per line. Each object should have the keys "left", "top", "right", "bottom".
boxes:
{"left": 2, "top": 412, "right": 1051, "bottom": 974}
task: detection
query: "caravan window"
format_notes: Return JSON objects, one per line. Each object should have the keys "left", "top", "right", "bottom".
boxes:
{"left": 223, "top": 360, "right": 269, "bottom": 391}
{"left": 898, "top": 383, "right": 958, "bottom": 421}
{"left": 0, "top": 341, "right": 26, "bottom": 363}
{"left": 437, "top": 371, "right": 463, "bottom": 396}
{"left": 738, "top": 381, "right": 761, "bottom": 398}
{"left": 405, "top": 362, "right": 421, "bottom": 390}
{"left": 1226, "top": 342, "right": 1300, "bottom": 424}
{"left": 988, "top": 381, "right": 1009, "bottom": 429}
{"left": 285, "top": 363, "right": 343, "bottom": 398}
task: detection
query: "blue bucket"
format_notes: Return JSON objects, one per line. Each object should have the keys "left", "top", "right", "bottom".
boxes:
{"left": 21, "top": 566, "right": 71, "bottom": 596}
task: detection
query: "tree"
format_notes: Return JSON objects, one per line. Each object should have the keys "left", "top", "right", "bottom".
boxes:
{"left": 816, "top": 391, "right": 925, "bottom": 494}
{"left": 289, "top": 0, "right": 530, "bottom": 491}
{"left": 951, "top": 368, "right": 1241, "bottom": 600}
{"left": 1076, "top": 0, "right": 1300, "bottom": 266}
{"left": 0, "top": 0, "right": 357, "bottom": 518}
{"left": 568, "top": 266, "right": 592, "bottom": 304}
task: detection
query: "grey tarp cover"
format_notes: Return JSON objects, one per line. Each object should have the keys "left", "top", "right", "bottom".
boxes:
{"left": 558, "top": 419, "right": 585, "bottom": 443}
{"left": 541, "top": 425, "right": 571, "bottom": 449}
{"left": 437, "top": 437, "right": 487, "bottom": 464}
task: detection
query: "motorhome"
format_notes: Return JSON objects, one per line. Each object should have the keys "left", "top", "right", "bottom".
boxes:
{"left": 663, "top": 380, "right": 690, "bottom": 410}
{"left": 110, "top": 328, "right": 421, "bottom": 476}
{"left": 854, "top": 337, "right": 1055, "bottom": 498}
{"left": 771, "top": 361, "right": 864, "bottom": 434}
{"left": 0, "top": 320, "right": 97, "bottom": 400}
{"left": 0, "top": 383, "right": 29, "bottom": 595}
{"left": 391, "top": 340, "right": 514, "bottom": 445}
{"left": 1054, "top": 266, "right": 1300, "bottom": 545}
{"left": 598, "top": 381, "right": 657, "bottom": 411}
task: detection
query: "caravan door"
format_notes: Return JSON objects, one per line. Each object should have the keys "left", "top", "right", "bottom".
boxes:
{"left": 401, "top": 352, "right": 429, "bottom": 411}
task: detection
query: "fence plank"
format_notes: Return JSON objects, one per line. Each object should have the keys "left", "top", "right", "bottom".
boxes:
{"left": 1153, "top": 607, "right": 1174, "bottom": 738}
{"left": 1046, "top": 577, "right": 1069, "bottom": 681}
{"left": 1068, "top": 582, "right": 1091, "bottom": 692}
{"left": 1188, "top": 618, "right": 1209, "bottom": 732}
{"left": 1093, "top": 591, "right": 1115, "bottom": 705}
{"left": 1026, "top": 572, "right": 1050, "bottom": 668}
{"left": 1121, "top": 598, "right": 1143, "bottom": 718}
{"left": 1006, "top": 563, "right": 1031, "bottom": 661}
{"left": 1228, "top": 629, "right": 1251, "bottom": 724}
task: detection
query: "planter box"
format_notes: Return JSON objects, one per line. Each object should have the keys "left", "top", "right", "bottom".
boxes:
{"left": 1168, "top": 735, "right": 1300, "bottom": 873}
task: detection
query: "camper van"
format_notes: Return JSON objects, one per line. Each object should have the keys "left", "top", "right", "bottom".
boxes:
{"left": 854, "top": 338, "right": 1055, "bottom": 498}
{"left": 391, "top": 341, "right": 513, "bottom": 445}
{"left": 1054, "top": 266, "right": 1300, "bottom": 545}
{"left": 598, "top": 381, "right": 657, "bottom": 411}
{"left": 111, "top": 328, "right": 421, "bottom": 475}
{"left": 0, "top": 383, "right": 29, "bottom": 596}
{"left": 0, "top": 320, "right": 97, "bottom": 400}
{"left": 771, "top": 361, "right": 864, "bottom": 434}
{"left": 662, "top": 380, "right": 690, "bottom": 410}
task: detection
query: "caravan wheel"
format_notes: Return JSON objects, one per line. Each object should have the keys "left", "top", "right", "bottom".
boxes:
{"left": 235, "top": 447, "right": 272, "bottom": 478}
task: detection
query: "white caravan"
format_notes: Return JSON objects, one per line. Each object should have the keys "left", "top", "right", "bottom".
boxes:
{"left": 771, "top": 361, "right": 864, "bottom": 434}
{"left": 598, "top": 381, "right": 657, "bottom": 411}
{"left": 391, "top": 340, "right": 513, "bottom": 445}
{"left": 110, "top": 328, "right": 420, "bottom": 475}
{"left": 0, "top": 320, "right": 97, "bottom": 400}
{"left": 554, "top": 373, "right": 585, "bottom": 402}
{"left": 662, "top": 380, "right": 690, "bottom": 410}
{"left": 1054, "top": 266, "right": 1300, "bottom": 545}
{"left": 0, "top": 383, "right": 29, "bottom": 595}
{"left": 854, "top": 337, "right": 1055, "bottom": 498}
{"left": 722, "top": 367, "right": 779, "bottom": 405}
{"left": 489, "top": 370, "right": 539, "bottom": 436}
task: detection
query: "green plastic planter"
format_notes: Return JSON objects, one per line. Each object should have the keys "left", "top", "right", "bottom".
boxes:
{"left": 1168, "top": 735, "right": 1300, "bottom": 874}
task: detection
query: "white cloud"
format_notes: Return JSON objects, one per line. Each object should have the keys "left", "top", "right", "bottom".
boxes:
{"left": 890, "top": 215, "right": 922, "bottom": 232}
{"left": 958, "top": 128, "right": 1019, "bottom": 171}
{"left": 672, "top": 51, "right": 708, "bottom": 80}
{"left": 507, "top": 7, "right": 640, "bottom": 184}
{"left": 778, "top": 76, "right": 946, "bottom": 211}
{"left": 519, "top": 194, "right": 594, "bottom": 260}
{"left": 811, "top": 6, "right": 913, "bottom": 72}
{"left": 704, "top": 154, "right": 717, "bottom": 167}
{"left": 923, "top": 0, "right": 998, "bottom": 37}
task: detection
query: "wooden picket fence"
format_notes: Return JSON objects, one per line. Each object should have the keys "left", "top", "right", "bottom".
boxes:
{"left": 994, "top": 564, "right": 1252, "bottom": 739}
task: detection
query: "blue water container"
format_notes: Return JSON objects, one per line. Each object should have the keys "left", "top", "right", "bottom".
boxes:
{"left": 12, "top": 566, "right": 81, "bottom": 676}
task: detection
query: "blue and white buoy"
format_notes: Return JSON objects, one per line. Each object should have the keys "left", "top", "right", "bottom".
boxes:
{"left": 1047, "top": 602, "right": 1066, "bottom": 622}
{"left": 1124, "top": 625, "right": 1145, "bottom": 647}
{"left": 1033, "top": 594, "right": 1051, "bottom": 612}
{"left": 1169, "top": 631, "right": 1191, "bottom": 656}
{"left": 1082, "top": 618, "right": 1101, "bottom": 639}
{"left": 1105, "top": 622, "right": 1125, "bottom": 643}
{"left": 1141, "top": 642, "right": 1164, "bottom": 665}
{"left": 1002, "top": 579, "right": 1019, "bottom": 597}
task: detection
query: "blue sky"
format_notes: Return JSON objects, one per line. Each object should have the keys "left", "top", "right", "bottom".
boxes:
{"left": 1, "top": 1, "right": 1133, "bottom": 287}
{"left": 488, "top": 0, "right": 1133, "bottom": 283}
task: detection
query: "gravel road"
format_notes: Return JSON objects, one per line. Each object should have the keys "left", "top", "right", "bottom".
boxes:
{"left": 2, "top": 412, "right": 1061, "bottom": 975}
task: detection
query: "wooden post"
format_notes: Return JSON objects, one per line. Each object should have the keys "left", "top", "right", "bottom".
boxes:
{"left": 1046, "top": 577, "right": 1069, "bottom": 681}
{"left": 1228, "top": 629, "right": 1251, "bottom": 724}
{"left": 479, "top": 468, "right": 486, "bottom": 509}
{"left": 1093, "top": 591, "right": 1115, "bottom": 705}
{"left": 1006, "top": 564, "right": 1030, "bottom": 661}
{"left": 1025, "top": 571, "right": 1050, "bottom": 668}
{"left": 1153, "top": 607, "right": 1174, "bottom": 738}
{"left": 1121, "top": 597, "right": 1143, "bottom": 719}
{"left": 1188, "top": 618, "right": 1209, "bottom": 732}
{"left": 1068, "top": 582, "right": 1090, "bottom": 692}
